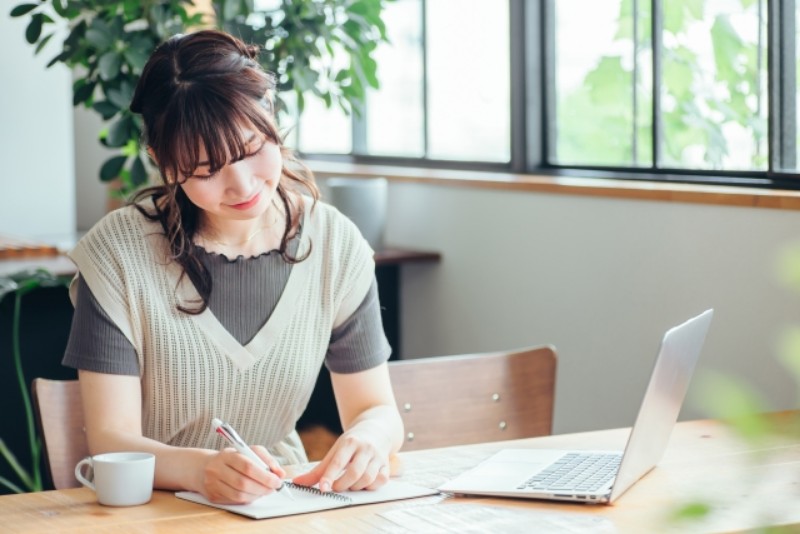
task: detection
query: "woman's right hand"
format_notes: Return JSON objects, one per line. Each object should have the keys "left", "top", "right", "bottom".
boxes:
{"left": 200, "top": 446, "right": 287, "bottom": 504}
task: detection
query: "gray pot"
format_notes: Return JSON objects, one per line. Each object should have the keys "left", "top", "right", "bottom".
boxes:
{"left": 325, "top": 177, "right": 387, "bottom": 251}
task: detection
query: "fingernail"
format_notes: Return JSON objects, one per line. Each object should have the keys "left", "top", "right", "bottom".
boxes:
{"left": 320, "top": 481, "right": 330, "bottom": 492}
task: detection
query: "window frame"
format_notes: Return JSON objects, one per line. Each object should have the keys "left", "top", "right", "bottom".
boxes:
{"left": 297, "top": 0, "right": 800, "bottom": 190}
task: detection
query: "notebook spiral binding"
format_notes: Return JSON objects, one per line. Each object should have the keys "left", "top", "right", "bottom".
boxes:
{"left": 286, "top": 482, "right": 353, "bottom": 503}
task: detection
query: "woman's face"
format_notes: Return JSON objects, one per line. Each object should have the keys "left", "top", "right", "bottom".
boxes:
{"left": 178, "top": 128, "right": 282, "bottom": 224}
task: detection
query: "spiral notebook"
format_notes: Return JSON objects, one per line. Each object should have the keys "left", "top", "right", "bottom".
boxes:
{"left": 175, "top": 480, "right": 438, "bottom": 519}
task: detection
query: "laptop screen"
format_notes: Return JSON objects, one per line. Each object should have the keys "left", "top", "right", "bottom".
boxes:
{"left": 609, "top": 309, "right": 714, "bottom": 502}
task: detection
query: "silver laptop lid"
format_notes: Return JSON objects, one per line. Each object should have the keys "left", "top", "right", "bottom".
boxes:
{"left": 609, "top": 309, "right": 713, "bottom": 502}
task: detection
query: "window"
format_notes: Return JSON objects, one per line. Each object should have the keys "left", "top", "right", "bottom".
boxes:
{"left": 296, "top": 0, "right": 510, "bottom": 166}
{"left": 295, "top": 0, "right": 800, "bottom": 187}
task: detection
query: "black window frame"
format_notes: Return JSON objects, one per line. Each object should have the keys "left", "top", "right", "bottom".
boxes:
{"left": 298, "top": 0, "right": 800, "bottom": 190}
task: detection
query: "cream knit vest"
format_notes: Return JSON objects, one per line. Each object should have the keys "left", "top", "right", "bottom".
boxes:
{"left": 69, "top": 197, "right": 374, "bottom": 464}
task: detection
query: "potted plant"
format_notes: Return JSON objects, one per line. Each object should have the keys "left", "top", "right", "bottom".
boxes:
{"left": 0, "top": 270, "right": 71, "bottom": 494}
{"left": 10, "top": 0, "right": 391, "bottom": 199}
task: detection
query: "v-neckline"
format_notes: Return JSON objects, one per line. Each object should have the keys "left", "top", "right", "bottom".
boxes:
{"left": 169, "top": 203, "right": 313, "bottom": 370}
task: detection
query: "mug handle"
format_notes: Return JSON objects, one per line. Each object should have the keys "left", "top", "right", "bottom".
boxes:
{"left": 74, "top": 457, "right": 96, "bottom": 491}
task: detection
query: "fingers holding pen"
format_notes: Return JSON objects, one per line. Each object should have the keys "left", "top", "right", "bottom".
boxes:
{"left": 251, "top": 445, "right": 287, "bottom": 479}
{"left": 202, "top": 448, "right": 283, "bottom": 504}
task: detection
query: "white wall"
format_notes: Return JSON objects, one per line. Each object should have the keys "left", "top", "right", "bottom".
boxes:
{"left": 0, "top": 12, "right": 75, "bottom": 236}
{"left": 73, "top": 105, "right": 115, "bottom": 230}
{"left": 381, "top": 181, "right": 800, "bottom": 434}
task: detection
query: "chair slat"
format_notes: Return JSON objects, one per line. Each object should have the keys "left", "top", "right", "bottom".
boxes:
{"left": 32, "top": 379, "right": 89, "bottom": 490}
{"left": 389, "top": 346, "right": 557, "bottom": 451}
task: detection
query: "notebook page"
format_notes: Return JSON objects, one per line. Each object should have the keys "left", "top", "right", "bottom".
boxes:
{"left": 175, "top": 485, "right": 345, "bottom": 519}
{"left": 175, "top": 480, "right": 438, "bottom": 519}
{"left": 335, "top": 480, "right": 439, "bottom": 505}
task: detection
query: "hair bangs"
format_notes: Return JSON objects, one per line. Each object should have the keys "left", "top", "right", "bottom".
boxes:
{"left": 156, "top": 90, "right": 262, "bottom": 183}
{"left": 156, "top": 87, "right": 281, "bottom": 181}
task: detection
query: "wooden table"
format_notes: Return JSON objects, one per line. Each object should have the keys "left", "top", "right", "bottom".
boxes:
{"left": 2, "top": 415, "right": 799, "bottom": 533}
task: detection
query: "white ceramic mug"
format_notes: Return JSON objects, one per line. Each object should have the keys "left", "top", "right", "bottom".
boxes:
{"left": 74, "top": 452, "right": 155, "bottom": 506}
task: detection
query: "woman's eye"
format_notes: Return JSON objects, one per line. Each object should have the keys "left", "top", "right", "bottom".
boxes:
{"left": 189, "top": 169, "right": 218, "bottom": 180}
{"left": 245, "top": 142, "right": 267, "bottom": 159}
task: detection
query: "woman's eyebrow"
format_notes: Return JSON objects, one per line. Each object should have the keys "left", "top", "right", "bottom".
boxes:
{"left": 195, "top": 133, "right": 258, "bottom": 166}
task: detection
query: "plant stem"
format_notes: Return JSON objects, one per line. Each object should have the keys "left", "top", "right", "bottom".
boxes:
{"left": 0, "top": 475, "right": 25, "bottom": 494}
{"left": 11, "top": 291, "right": 41, "bottom": 492}
{"left": 0, "top": 439, "right": 32, "bottom": 491}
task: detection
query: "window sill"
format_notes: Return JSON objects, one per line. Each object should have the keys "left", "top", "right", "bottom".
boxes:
{"left": 307, "top": 161, "right": 800, "bottom": 211}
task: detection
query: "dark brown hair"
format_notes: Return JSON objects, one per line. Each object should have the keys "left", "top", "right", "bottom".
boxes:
{"left": 129, "top": 30, "right": 318, "bottom": 314}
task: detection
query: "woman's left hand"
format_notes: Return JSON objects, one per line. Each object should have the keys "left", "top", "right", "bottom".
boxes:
{"left": 291, "top": 428, "right": 390, "bottom": 492}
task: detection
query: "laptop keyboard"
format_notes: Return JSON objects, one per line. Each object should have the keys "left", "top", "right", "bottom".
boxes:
{"left": 519, "top": 452, "right": 621, "bottom": 493}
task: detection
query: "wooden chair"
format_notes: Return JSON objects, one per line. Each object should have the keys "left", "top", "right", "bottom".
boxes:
{"left": 389, "top": 345, "right": 557, "bottom": 451}
{"left": 31, "top": 378, "right": 89, "bottom": 489}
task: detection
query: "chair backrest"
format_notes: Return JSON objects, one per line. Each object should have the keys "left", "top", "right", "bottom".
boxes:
{"left": 31, "top": 378, "right": 89, "bottom": 490}
{"left": 388, "top": 345, "right": 557, "bottom": 451}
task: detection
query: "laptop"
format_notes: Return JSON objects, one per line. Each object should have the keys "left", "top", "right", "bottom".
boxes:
{"left": 439, "top": 309, "right": 714, "bottom": 504}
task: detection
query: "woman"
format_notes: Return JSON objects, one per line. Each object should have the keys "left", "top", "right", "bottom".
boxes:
{"left": 62, "top": 30, "right": 403, "bottom": 504}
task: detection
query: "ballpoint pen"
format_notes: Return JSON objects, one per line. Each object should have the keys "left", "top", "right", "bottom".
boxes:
{"left": 211, "top": 418, "right": 294, "bottom": 500}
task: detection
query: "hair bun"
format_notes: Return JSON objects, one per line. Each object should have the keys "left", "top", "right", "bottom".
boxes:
{"left": 244, "top": 43, "right": 260, "bottom": 60}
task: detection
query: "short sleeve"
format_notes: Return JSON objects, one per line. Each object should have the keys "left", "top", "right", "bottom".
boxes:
{"left": 325, "top": 278, "right": 391, "bottom": 373}
{"left": 62, "top": 274, "right": 140, "bottom": 376}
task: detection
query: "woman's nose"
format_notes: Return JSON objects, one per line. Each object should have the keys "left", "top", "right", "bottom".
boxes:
{"left": 222, "top": 159, "right": 252, "bottom": 195}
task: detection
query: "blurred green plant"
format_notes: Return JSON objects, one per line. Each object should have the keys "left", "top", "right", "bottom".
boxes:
{"left": 0, "top": 270, "right": 70, "bottom": 493}
{"left": 557, "top": 0, "right": 767, "bottom": 170}
{"left": 663, "top": 244, "right": 800, "bottom": 531}
{"left": 10, "top": 0, "right": 392, "bottom": 199}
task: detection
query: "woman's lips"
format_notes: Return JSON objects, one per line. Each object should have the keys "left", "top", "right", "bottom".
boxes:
{"left": 229, "top": 192, "right": 261, "bottom": 210}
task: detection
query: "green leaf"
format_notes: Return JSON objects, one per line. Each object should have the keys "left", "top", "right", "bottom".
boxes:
{"left": 100, "top": 155, "right": 128, "bottom": 181}
{"left": 9, "top": 3, "right": 37, "bottom": 17}
{"left": 663, "top": 54, "right": 693, "bottom": 100}
{"left": 85, "top": 19, "right": 114, "bottom": 49}
{"left": 584, "top": 56, "right": 631, "bottom": 113}
{"left": 45, "top": 50, "right": 69, "bottom": 69}
{"left": 121, "top": 138, "right": 139, "bottom": 157}
{"left": 684, "top": 0, "right": 705, "bottom": 20}
{"left": 25, "top": 13, "right": 43, "bottom": 44}
{"left": 614, "top": 0, "right": 635, "bottom": 41}
{"left": 360, "top": 54, "right": 378, "bottom": 88}
{"left": 711, "top": 15, "right": 743, "bottom": 85}
{"left": 106, "top": 116, "right": 131, "bottom": 147}
{"left": 122, "top": 0, "right": 142, "bottom": 19}
{"left": 92, "top": 100, "right": 120, "bottom": 120}
{"left": 185, "top": 13, "right": 205, "bottom": 26}
{"left": 693, "top": 371, "right": 772, "bottom": 443}
{"left": 106, "top": 79, "right": 134, "bottom": 109}
{"left": 52, "top": 0, "right": 68, "bottom": 18}
{"left": 670, "top": 501, "right": 712, "bottom": 522}
{"left": 34, "top": 32, "right": 54, "bottom": 55}
{"left": 98, "top": 50, "right": 122, "bottom": 80}
{"left": 777, "top": 327, "right": 800, "bottom": 389}
{"left": 62, "top": 3, "right": 80, "bottom": 19}
{"left": 776, "top": 243, "right": 800, "bottom": 293}
{"left": 72, "top": 80, "right": 96, "bottom": 106}
{"left": 130, "top": 155, "right": 148, "bottom": 186}
{"left": 664, "top": 3, "right": 687, "bottom": 35}
{"left": 123, "top": 42, "right": 151, "bottom": 73}
{"left": 347, "top": 2, "right": 370, "bottom": 16}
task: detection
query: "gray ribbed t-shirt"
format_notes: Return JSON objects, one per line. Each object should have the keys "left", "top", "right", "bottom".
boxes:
{"left": 63, "top": 235, "right": 391, "bottom": 375}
